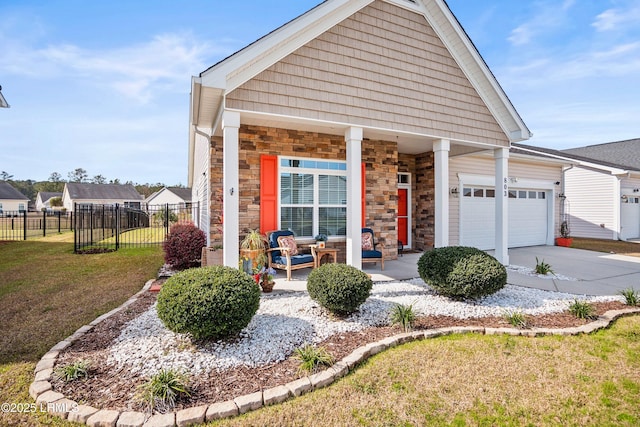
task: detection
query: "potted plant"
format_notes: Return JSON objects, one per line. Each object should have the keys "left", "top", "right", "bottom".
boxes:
{"left": 555, "top": 220, "right": 573, "bottom": 247}
{"left": 314, "top": 233, "right": 328, "bottom": 248}
{"left": 240, "top": 229, "right": 267, "bottom": 270}
{"left": 257, "top": 266, "right": 277, "bottom": 293}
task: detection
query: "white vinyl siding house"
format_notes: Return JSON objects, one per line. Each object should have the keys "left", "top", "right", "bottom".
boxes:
{"left": 62, "top": 183, "right": 143, "bottom": 211}
{"left": 0, "top": 182, "right": 30, "bottom": 214}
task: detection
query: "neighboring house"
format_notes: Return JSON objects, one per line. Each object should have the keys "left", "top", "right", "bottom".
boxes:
{"left": 145, "top": 187, "right": 192, "bottom": 209}
{"left": 35, "top": 192, "right": 63, "bottom": 212}
{"left": 188, "top": 0, "right": 535, "bottom": 268}
{"left": 62, "top": 183, "right": 143, "bottom": 211}
{"left": 560, "top": 139, "right": 640, "bottom": 241}
{"left": 0, "top": 182, "right": 29, "bottom": 214}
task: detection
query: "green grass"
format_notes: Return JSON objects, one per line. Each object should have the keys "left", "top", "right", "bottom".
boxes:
{"left": 0, "top": 237, "right": 163, "bottom": 426}
{"left": 0, "top": 238, "right": 163, "bottom": 364}
{"left": 208, "top": 317, "right": 640, "bottom": 427}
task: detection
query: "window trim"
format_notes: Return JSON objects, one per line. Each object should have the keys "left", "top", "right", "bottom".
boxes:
{"left": 278, "top": 156, "right": 347, "bottom": 239}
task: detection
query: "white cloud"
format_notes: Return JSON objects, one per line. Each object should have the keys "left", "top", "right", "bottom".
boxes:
{"left": 0, "top": 31, "right": 225, "bottom": 104}
{"left": 507, "top": 0, "right": 577, "bottom": 46}
{"left": 593, "top": 3, "right": 640, "bottom": 32}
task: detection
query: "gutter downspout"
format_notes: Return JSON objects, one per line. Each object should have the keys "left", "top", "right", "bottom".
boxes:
{"left": 560, "top": 165, "right": 573, "bottom": 228}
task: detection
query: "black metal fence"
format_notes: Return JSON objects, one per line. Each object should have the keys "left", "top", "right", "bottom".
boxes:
{"left": 73, "top": 203, "right": 199, "bottom": 253}
{"left": 0, "top": 211, "right": 73, "bottom": 241}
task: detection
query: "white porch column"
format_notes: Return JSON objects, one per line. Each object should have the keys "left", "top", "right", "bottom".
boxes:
{"left": 433, "top": 139, "right": 450, "bottom": 248}
{"left": 222, "top": 111, "right": 241, "bottom": 268}
{"left": 346, "top": 127, "right": 363, "bottom": 269}
{"left": 495, "top": 147, "right": 509, "bottom": 265}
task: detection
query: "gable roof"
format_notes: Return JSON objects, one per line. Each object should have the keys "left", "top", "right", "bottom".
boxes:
{"left": 167, "top": 187, "right": 192, "bottom": 202}
{"left": 37, "top": 192, "right": 63, "bottom": 202}
{"left": 194, "top": 0, "right": 530, "bottom": 140}
{"left": 190, "top": 0, "right": 531, "bottom": 181}
{"left": 65, "top": 183, "right": 143, "bottom": 201}
{"left": 0, "top": 182, "right": 29, "bottom": 200}
{"left": 562, "top": 139, "right": 640, "bottom": 171}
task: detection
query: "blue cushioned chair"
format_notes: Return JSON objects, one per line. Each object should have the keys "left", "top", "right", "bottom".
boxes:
{"left": 266, "top": 230, "right": 315, "bottom": 280}
{"left": 362, "top": 227, "right": 385, "bottom": 270}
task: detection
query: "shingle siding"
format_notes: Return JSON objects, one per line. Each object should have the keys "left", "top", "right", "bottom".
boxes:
{"left": 227, "top": 0, "right": 508, "bottom": 146}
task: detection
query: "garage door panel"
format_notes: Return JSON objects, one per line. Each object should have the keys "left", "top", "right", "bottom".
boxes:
{"left": 620, "top": 197, "right": 640, "bottom": 240}
{"left": 461, "top": 187, "right": 549, "bottom": 250}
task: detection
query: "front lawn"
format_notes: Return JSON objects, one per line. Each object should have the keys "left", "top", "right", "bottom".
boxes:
{"left": 571, "top": 237, "right": 640, "bottom": 258}
{"left": 209, "top": 316, "right": 640, "bottom": 426}
{"left": 0, "top": 238, "right": 163, "bottom": 426}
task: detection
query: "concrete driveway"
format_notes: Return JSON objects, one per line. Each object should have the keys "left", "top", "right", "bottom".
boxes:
{"left": 502, "top": 246, "right": 640, "bottom": 296}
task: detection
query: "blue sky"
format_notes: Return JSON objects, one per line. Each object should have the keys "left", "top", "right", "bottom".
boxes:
{"left": 1, "top": 0, "right": 639, "bottom": 185}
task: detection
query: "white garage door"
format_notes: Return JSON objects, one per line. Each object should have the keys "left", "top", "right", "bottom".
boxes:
{"left": 460, "top": 187, "right": 549, "bottom": 250}
{"left": 620, "top": 196, "right": 640, "bottom": 240}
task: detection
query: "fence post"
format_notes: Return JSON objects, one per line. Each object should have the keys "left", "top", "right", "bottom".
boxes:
{"left": 115, "top": 203, "right": 120, "bottom": 250}
{"left": 42, "top": 210, "right": 46, "bottom": 237}
{"left": 165, "top": 204, "right": 170, "bottom": 236}
{"left": 23, "top": 210, "right": 27, "bottom": 240}
{"left": 57, "top": 211, "right": 61, "bottom": 233}
{"left": 74, "top": 204, "right": 77, "bottom": 252}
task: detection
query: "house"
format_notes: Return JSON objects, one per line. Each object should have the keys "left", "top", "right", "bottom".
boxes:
{"left": 145, "top": 187, "right": 192, "bottom": 209}
{"left": 560, "top": 139, "right": 640, "bottom": 241}
{"left": 35, "top": 192, "right": 63, "bottom": 212}
{"left": 0, "top": 182, "right": 29, "bottom": 214}
{"left": 62, "top": 183, "right": 143, "bottom": 211}
{"left": 188, "top": 0, "right": 538, "bottom": 268}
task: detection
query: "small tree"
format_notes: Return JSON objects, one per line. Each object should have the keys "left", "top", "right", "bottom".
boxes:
{"left": 49, "top": 197, "right": 63, "bottom": 207}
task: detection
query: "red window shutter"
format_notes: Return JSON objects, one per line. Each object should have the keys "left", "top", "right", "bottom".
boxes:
{"left": 260, "top": 155, "right": 279, "bottom": 234}
{"left": 361, "top": 162, "right": 366, "bottom": 227}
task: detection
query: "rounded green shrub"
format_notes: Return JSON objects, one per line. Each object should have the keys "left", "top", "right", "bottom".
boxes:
{"left": 307, "top": 263, "right": 373, "bottom": 315}
{"left": 156, "top": 266, "right": 260, "bottom": 340}
{"left": 417, "top": 246, "right": 506, "bottom": 300}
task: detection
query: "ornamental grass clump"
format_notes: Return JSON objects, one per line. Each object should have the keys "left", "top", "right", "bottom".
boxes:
{"left": 502, "top": 309, "right": 529, "bottom": 329}
{"left": 54, "top": 359, "right": 91, "bottom": 382}
{"left": 162, "top": 222, "right": 206, "bottom": 270}
{"left": 534, "top": 257, "right": 554, "bottom": 275}
{"left": 307, "top": 263, "right": 373, "bottom": 315}
{"left": 569, "top": 299, "right": 596, "bottom": 320}
{"left": 390, "top": 303, "right": 416, "bottom": 332}
{"left": 619, "top": 287, "right": 639, "bottom": 306}
{"left": 137, "top": 369, "right": 190, "bottom": 413}
{"left": 294, "top": 344, "right": 335, "bottom": 375}
{"left": 157, "top": 266, "right": 260, "bottom": 340}
{"left": 418, "top": 246, "right": 506, "bottom": 301}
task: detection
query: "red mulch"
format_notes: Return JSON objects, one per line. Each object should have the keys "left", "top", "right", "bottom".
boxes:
{"left": 51, "top": 288, "right": 628, "bottom": 413}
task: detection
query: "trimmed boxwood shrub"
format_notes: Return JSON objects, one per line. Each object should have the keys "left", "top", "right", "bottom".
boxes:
{"left": 156, "top": 266, "right": 260, "bottom": 340}
{"left": 418, "top": 246, "right": 506, "bottom": 301}
{"left": 307, "top": 263, "right": 373, "bottom": 315}
{"left": 163, "top": 222, "right": 206, "bottom": 270}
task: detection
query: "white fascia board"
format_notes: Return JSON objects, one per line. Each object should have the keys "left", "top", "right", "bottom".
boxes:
{"left": 421, "top": 0, "right": 531, "bottom": 143}
{"left": 200, "top": 0, "right": 373, "bottom": 92}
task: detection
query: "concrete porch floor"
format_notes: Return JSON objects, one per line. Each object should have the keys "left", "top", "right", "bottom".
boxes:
{"left": 272, "top": 246, "right": 640, "bottom": 296}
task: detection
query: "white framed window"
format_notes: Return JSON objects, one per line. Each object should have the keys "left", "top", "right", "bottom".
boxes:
{"left": 279, "top": 157, "right": 347, "bottom": 238}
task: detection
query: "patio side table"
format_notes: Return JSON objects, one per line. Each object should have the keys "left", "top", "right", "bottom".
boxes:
{"left": 310, "top": 245, "right": 339, "bottom": 268}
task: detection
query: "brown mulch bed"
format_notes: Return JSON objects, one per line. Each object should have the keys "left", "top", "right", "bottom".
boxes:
{"left": 51, "top": 287, "right": 628, "bottom": 414}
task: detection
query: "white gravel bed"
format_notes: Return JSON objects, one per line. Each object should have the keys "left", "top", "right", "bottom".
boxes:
{"left": 507, "top": 265, "right": 578, "bottom": 281}
{"left": 107, "top": 280, "right": 622, "bottom": 376}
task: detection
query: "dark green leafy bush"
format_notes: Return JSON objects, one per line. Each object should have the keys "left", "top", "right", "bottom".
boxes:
{"left": 418, "top": 246, "right": 506, "bottom": 300}
{"left": 156, "top": 266, "right": 260, "bottom": 340}
{"left": 163, "top": 222, "right": 206, "bottom": 270}
{"left": 307, "top": 263, "right": 373, "bottom": 315}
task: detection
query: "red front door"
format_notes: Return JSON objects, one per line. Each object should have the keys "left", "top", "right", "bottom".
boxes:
{"left": 398, "top": 188, "right": 408, "bottom": 246}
